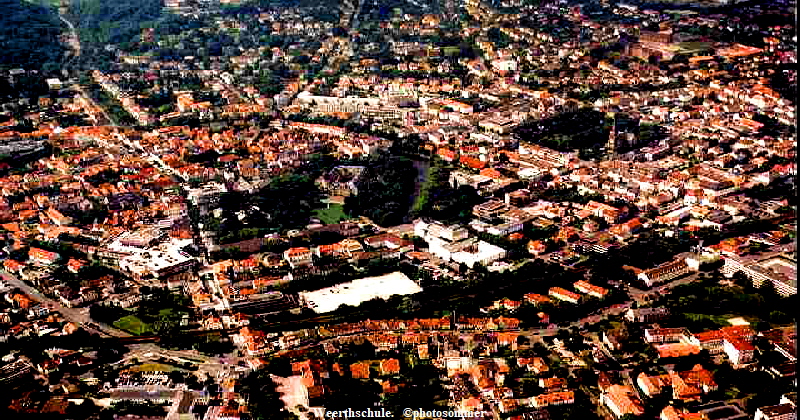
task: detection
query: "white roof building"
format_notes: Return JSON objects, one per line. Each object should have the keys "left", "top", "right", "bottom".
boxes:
{"left": 299, "top": 272, "right": 422, "bottom": 314}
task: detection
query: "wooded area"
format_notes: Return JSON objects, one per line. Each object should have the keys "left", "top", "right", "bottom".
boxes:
{"left": 0, "top": 0, "right": 66, "bottom": 74}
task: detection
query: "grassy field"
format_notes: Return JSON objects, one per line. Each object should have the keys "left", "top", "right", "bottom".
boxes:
{"left": 313, "top": 204, "right": 349, "bottom": 224}
{"left": 114, "top": 315, "right": 153, "bottom": 336}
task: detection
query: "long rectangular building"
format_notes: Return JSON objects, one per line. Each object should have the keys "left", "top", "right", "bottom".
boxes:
{"left": 300, "top": 272, "right": 422, "bottom": 314}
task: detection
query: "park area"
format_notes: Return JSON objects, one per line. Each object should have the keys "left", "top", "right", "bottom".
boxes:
{"left": 313, "top": 204, "right": 350, "bottom": 224}
{"left": 113, "top": 315, "right": 153, "bottom": 336}
{"left": 112, "top": 308, "right": 186, "bottom": 336}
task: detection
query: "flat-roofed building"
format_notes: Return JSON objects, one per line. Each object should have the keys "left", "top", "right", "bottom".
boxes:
{"left": 300, "top": 272, "right": 422, "bottom": 314}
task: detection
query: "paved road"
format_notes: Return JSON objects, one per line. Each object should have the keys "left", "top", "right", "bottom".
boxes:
{"left": 0, "top": 270, "right": 131, "bottom": 337}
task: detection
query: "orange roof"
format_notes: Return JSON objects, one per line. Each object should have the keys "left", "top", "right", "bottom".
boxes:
{"left": 438, "top": 148, "right": 457, "bottom": 160}
{"left": 380, "top": 358, "right": 400, "bottom": 374}
{"left": 725, "top": 337, "right": 754, "bottom": 351}
{"left": 692, "top": 329, "right": 724, "bottom": 343}
{"left": 66, "top": 258, "right": 86, "bottom": 271}
{"left": 480, "top": 168, "right": 503, "bottom": 179}
{"left": 605, "top": 385, "right": 644, "bottom": 416}
{"left": 350, "top": 362, "right": 370, "bottom": 379}
{"left": 3, "top": 259, "right": 25, "bottom": 271}
{"left": 1, "top": 223, "right": 20, "bottom": 232}
{"left": 656, "top": 343, "right": 702, "bottom": 358}
{"left": 549, "top": 287, "right": 581, "bottom": 302}
{"left": 574, "top": 280, "right": 608, "bottom": 297}
{"left": 219, "top": 154, "right": 238, "bottom": 163}
{"left": 524, "top": 293, "right": 550, "bottom": 304}
{"left": 532, "top": 391, "right": 574, "bottom": 407}
{"left": 460, "top": 155, "right": 486, "bottom": 170}
{"left": 285, "top": 247, "right": 311, "bottom": 256}
{"left": 29, "top": 247, "right": 59, "bottom": 262}
{"left": 689, "top": 55, "right": 714, "bottom": 63}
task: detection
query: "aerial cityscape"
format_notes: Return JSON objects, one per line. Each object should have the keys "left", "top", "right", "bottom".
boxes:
{"left": 0, "top": 0, "right": 796, "bottom": 418}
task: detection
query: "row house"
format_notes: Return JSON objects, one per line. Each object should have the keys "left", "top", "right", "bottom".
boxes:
{"left": 638, "top": 257, "right": 693, "bottom": 287}
{"left": 573, "top": 280, "right": 608, "bottom": 299}
{"left": 548, "top": 287, "right": 581, "bottom": 304}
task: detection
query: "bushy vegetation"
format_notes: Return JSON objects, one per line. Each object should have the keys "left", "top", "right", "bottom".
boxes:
{"left": 240, "top": 367, "right": 299, "bottom": 420}
{"left": 344, "top": 154, "right": 418, "bottom": 227}
{"left": 69, "top": 0, "right": 162, "bottom": 45}
{"left": 412, "top": 159, "right": 483, "bottom": 224}
{"left": 654, "top": 272, "right": 797, "bottom": 330}
{"left": 514, "top": 108, "right": 611, "bottom": 152}
{"left": 201, "top": 174, "right": 323, "bottom": 245}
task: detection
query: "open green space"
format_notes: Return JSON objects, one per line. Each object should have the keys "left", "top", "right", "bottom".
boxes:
{"left": 114, "top": 315, "right": 153, "bottom": 336}
{"left": 313, "top": 204, "right": 350, "bottom": 224}
{"left": 654, "top": 272, "right": 795, "bottom": 332}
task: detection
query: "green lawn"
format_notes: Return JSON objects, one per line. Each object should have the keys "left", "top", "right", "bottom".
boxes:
{"left": 313, "top": 204, "right": 349, "bottom": 224}
{"left": 114, "top": 315, "right": 153, "bottom": 336}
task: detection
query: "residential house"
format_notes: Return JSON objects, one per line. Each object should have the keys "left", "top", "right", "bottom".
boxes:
{"left": 637, "top": 372, "right": 670, "bottom": 398}
{"left": 602, "top": 384, "right": 645, "bottom": 419}
{"left": 517, "top": 357, "right": 549, "bottom": 374}
{"left": 28, "top": 248, "right": 60, "bottom": 266}
{"left": 527, "top": 240, "right": 547, "bottom": 256}
{"left": 283, "top": 247, "right": 313, "bottom": 268}
{"left": 724, "top": 337, "right": 755, "bottom": 367}
{"left": 380, "top": 359, "right": 400, "bottom": 376}
{"left": 3, "top": 259, "right": 25, "bottom": 274}
{"left": 350, "top": 362, "right": 370, "bottom": 379}
{"left": 524, "top": 293, "right": 551, "bottom": 306}
{"left": 539, "top": 377, "right": 567, "bottom": 391}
